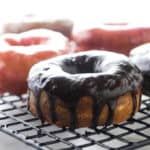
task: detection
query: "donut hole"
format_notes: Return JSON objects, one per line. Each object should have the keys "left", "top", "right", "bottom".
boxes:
{"left": 5, "top": 37, "right": 48, "bottom": 46}
{"left": 20, "top": 37, "right": 49, "bottom": 46}
{"left": 61, "top": 55, "right": 99, "bottom": 74}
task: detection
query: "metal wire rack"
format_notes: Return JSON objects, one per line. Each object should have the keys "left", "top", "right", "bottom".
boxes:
{"left": 0, "top": 93, "right": 150, "bottom": 150}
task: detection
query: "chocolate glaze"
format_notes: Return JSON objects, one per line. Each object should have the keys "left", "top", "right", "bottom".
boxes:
{"left": 130, "top": 43, "right": 150, "bottom": 96}
{"left": 28, "top": 50, "right": 143, "bottom": 129}
{"left": 47, "top": 94, "right": 57, "bottom": 123}
{"left": 142, "top": 73, "right": 150, "bottom": 95}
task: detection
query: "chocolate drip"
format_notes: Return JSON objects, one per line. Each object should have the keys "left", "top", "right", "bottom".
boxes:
{"left": 91, "top": 97, "right": 98, "bottom": 129}
{"left": 27, "top": 91, "right": 31, "bottom": 111}
{"left": 35, "top": 91, "right": 45, "bottom": 123}
{"left": 105, "top": 99, "right": 117, "bottom": 126}
{"left": 91, "top": 96, "right": 117, "bottom": 129}
{"left": 47, "top": 93, "right": 57, "bottom": 123}
{"left": 91, "top": 97, "right": 105, "bottom": 129}
{"left": 130, "top": 91, "right": 137, "bottom": 117}
{"left": 69, "top": 105, "right": 77, "bottom": 130}
{"left": 138, "top": 92, "right": 142, "bottom": 111}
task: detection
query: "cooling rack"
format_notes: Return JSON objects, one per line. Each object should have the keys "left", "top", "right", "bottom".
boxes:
{"left": 0, "top": 93, "right": 150, "bottom": 150}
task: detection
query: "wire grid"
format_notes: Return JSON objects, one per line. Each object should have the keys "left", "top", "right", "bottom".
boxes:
{"left": 0, "top": 93, "right": 150, "bottom": 150}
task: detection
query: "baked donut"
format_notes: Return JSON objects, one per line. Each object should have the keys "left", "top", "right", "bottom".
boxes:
{"left": 0, "top": 29, "right": 70, "bottom": 95}
{"left": 130, "top": 43, "right": 150, "bottom": 96}
{"left": 72, "top": 23, "right": 150, "bottom": 55}
{"left": 27, "top": 50, "right": 143, "bottom": 129}
{"left": 2, "top": 15, "right": 73, "bottom": 38}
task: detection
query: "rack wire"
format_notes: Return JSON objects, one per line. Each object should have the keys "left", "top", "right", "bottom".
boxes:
{"left": 0, "top": 93, "right": 150, "bottom": 150}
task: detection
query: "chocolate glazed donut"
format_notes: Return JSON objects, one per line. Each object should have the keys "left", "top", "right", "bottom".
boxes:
{"left": 130, "top": 43, "right": 150, "bottom": 96}
{"left": 28, "top": 50, "right": 143, "bottom": 129}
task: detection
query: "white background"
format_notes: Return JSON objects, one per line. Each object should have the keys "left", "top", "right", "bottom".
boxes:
{"left": 0, "top": 0, "right": 149, "bottom": 24}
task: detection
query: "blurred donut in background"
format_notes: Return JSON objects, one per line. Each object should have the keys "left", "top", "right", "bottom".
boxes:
{"left": 1, "top": 14, "right": 74, "bottom": 38}
{"left": 130, "top": 43, "right": 150, "bottom": 96}
{"left": 0, "top": 28, "right": 71, "bottom": 95}
{"left": 72, "top": 23, "right": 150, "bottom": 55}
